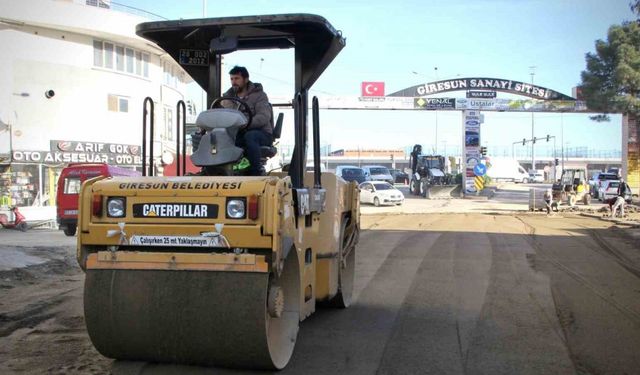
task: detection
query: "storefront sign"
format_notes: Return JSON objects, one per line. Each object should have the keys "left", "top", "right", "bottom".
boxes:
{"left": 50, "top": 140, "right": 140, "bottom": 156}
{"left": 12, "top": 150, "right": 142, "bottom": 165}
{"left": 414, "top": 97, "right": 456, "bottom": 109}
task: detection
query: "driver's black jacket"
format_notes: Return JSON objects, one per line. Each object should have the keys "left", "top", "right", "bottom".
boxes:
{"left": 223, "top": 82, "right": 273, "bottom": 134}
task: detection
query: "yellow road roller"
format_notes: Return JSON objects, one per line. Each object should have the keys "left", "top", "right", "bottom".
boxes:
{"left": 77, "top": 14, "right": 359, "bottom": 370}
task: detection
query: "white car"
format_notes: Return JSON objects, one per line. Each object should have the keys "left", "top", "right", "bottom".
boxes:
{"left": 598, "top": 180, "right": 632, "bottom": 203}
{"left": 529, "top": 172, "right": 545, "bottom": 183}
{"left": 359, "top": 181, "right": 404, "bottom": 206}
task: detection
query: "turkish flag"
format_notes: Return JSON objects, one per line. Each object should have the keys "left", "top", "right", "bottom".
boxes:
{"left": 361, "top": 82, "right": 385, "bottom": 97}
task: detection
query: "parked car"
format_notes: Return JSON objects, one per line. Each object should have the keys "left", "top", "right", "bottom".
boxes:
{"left": 362, "top": 165, "right": 394, "bottom": 184}
{"left": 529, "top": 171, "right": 545, "bottom": 183}
{"left": 589, "top": 172, "right": 618, "bottom": 199}
{"left": 598, "top": 180, "right": 632, "bottom": 203}
{"left": 335, "top": 165, "right": 367, "bottom": 184}
{"left": 359, "top": 181, "right": 404, "bottom": 206}
{"left": 389, "top": 168, "right": 409, "bottom": 184}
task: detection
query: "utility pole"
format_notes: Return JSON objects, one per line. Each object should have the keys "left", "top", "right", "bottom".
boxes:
{"left": 529, "top": 66, "right": 536, "bottom": 172}
{"left": 560, "top": 111, "right": 565, "bottom": 172}
{"left": 434, "top": 66, "right": 439, "bottom": 155}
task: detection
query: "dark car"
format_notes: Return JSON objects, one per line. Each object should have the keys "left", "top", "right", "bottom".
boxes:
{"left": 389, "top": 169, "right": 409, "bottom": 184}
{"left": 336, "top": 165, "right": 367, "bottom": 184}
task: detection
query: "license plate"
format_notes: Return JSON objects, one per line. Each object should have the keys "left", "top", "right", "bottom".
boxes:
{"left": 179, "top": 49, "right": 209, "bottom": 66}
{"left": 129, "top": 235, "right": 222, "bottom": 247}
{"left": 64, "top": 210, "right": 78, "bottom": 215}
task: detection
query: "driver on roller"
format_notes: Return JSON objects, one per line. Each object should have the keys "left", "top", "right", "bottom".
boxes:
{"left": 224, "top": 66, "right": 274, "bottom": 175}
{"left": 191, "top": 66, "right": 274, "bottom": 175}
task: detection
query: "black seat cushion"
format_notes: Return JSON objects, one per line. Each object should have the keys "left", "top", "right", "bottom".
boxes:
{"left": 260, "top": 146, "right": 277, "bottom": 158}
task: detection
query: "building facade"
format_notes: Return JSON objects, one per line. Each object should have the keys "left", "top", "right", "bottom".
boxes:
{"left": 0, "top": 0, "right": 193, "bottom": 209}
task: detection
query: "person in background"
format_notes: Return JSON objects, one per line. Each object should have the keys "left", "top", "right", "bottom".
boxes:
{"left": 543, "top": 188, "right": 554, "bottom": 214}
{"left": 611, "top": 178, "right": 630, "bottom": 218}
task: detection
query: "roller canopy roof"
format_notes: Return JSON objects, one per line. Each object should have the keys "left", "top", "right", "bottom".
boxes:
{"left": 136, "top": 14, "right": 346, "bottom": 92}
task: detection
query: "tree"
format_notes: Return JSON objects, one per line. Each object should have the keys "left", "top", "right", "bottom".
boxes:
{"left": 579, "top": 19, "right": 640, "bottom": 120}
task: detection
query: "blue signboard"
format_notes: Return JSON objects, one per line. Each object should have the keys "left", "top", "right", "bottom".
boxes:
{"left": 473, "top": 163, "right": 487, "bottom": 176}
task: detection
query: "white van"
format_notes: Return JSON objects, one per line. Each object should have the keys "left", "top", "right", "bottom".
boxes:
{"left": 486, "top": 158, "right": 530, "bottom": 183}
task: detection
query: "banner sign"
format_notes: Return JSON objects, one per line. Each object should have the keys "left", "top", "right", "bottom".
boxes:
{"left": 467, "top": 91, "right": 496, "bottom": 98}
{"left": 315, "top": 96, "right": 587, "bottom": 112}
{"left": 414, "top": 97, "right": 456, "bottom": 109}
{"left": 455, "top": 98, "right": 586, "bottom": 112}
{"left": 389, "top": 77, "right": 575, "bottom": 101}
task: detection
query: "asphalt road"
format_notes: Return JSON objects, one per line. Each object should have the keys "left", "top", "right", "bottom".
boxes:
{"left": 1, "top": 211, "right": 640, "bottom": 375}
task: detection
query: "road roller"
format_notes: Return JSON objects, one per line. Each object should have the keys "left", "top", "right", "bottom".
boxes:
{"left": 76, "top": 14, "right": 359, "bottom": 370}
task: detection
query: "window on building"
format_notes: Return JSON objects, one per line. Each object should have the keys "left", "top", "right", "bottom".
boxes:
{"left": 86, "top": 0, "right": 111, "bottom": 8}
{"left": 142, "top": 53, "right": 149, "bottom": 78}
{"left": 93, "top": 40, "right": 151, "bottom": 79}
{"left": 108, "top": 94, "right": 129, "bottom": 113}
{"left": 116, "top": 45, "right": 124, "bottom": 71}
{"left": 119, "top": 97, "right": 129, "bottom": 112}
{"left": 104, "top": 42, "right": 114, "bottom": 69}
{"left": 125, "top": 48, "right": 134, "bottom": 73}
{"left": 135, "top": 51, "right": 142, "bottom": 75}
{"left": 164, "top": 107, "right": 174, "bottom": 141}
{"left": 93, "top": 40, "right": 103, "bottom": 67}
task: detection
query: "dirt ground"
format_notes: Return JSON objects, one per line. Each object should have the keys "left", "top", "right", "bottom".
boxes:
{"left": 1, "top": 211, "right": 639, "bottom": 374}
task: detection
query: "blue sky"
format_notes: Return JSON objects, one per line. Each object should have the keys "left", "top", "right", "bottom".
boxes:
{"left": 122, "top": 0, "right": 634, "bottom": 156}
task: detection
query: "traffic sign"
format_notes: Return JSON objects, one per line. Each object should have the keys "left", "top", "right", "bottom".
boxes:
{"left": 474, "top": 176, "right": 484, "bottom": 191}
{"left": 473, "top": 163, "right": 487, "bottom": 176}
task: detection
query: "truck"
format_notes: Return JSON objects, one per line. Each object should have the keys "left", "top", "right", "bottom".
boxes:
{"left": 485, "top": 157, "right": 530, "bottom": 183}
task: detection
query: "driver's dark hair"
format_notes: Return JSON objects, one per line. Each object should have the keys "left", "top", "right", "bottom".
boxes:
{"left": 229, "top": 66, "right": 249, "bottom": 78}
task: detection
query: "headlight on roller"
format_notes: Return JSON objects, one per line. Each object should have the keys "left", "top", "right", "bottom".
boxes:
{"left": 226, "top": 198, "right": 246, "bottom": 219}
{"left": 107, "top": 197, "right": 126, "bottom": 218}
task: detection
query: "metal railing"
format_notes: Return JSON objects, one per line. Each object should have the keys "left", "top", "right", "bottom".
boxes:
{"left": 80, "top": 0, "right": 167, "bottom": 21}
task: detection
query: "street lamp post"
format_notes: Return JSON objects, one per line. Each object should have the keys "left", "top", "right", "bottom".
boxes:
{"left": 529, "top": 66, "right": 536, "bottom": 172}
{"left": 560, "top": 111, "right": 565, "bottom": 171}
{"left": 434, "top": 66, "right": 438, "bottom": 154}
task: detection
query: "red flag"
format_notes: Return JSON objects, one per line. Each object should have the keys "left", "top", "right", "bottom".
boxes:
{"left": 361, "top": 82, "right": 385, "bottom": 97}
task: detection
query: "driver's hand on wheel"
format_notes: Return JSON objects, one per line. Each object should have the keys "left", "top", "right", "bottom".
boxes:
{"left": 191, "top": 130, "right": 204, "bottom": 151}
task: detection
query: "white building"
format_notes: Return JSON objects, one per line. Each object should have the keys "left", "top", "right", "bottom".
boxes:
{"left": 0, "top": 0, "right": 194, "bottom": 208}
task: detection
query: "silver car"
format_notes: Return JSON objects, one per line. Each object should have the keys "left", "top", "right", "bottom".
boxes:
{"left": 362, "top": 165, "right": 394, "bottom": 185}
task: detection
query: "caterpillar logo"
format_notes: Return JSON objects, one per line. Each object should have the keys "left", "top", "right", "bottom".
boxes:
{"left": 133, "top": 203, "right": 218, "bottom": 218}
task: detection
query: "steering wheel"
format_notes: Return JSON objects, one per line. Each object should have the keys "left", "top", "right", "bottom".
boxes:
{"left": 210, "top": 97, "right": 253, "bottom": 130}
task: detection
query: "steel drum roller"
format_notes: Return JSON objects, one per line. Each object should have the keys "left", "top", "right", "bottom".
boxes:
{"left": 84, "top": 263, "right": 300, "bottom": 370}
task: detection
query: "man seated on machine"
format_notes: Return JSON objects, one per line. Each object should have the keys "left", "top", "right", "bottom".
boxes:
{"left": 223, "top": 66, "right": 274, "bottom": 176}
{"left": 191, "top": 66, "right": 274, "bottom": 176}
